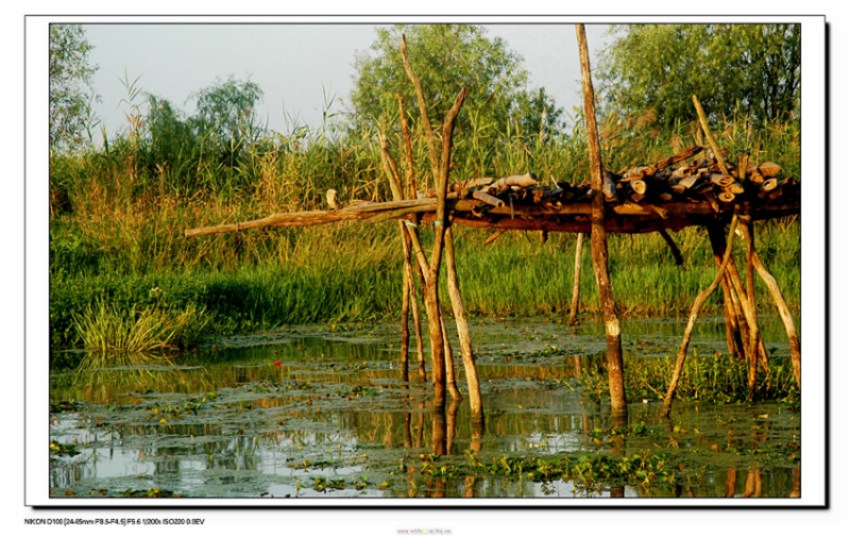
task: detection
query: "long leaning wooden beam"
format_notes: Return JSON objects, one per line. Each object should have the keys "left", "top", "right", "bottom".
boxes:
{"left": 185, "top": 197, "right": 799, "bottom": 238}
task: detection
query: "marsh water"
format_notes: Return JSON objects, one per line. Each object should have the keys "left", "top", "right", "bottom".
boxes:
{"left": 49, "top": 317, "right": 801, "bottom": 499}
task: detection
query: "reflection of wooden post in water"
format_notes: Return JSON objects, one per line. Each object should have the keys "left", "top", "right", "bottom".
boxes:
{"left": 463, "top": 418, "right": 485, "bottom": 498}
{"left": 430, "top": 406, "right": 447, "bottom": 456}
{"left": 384, "top": 414, "right": 394, "bottom": 448}
{"left": 726, "top": 468, "right": 738, "bottom": 497}
{"left": 446, "top": 398, "right": 460, "bottom": 454}
{"left": 742, "top": 468, "right": 763, "bottom": 498}
{"left": 416, "top": 398, "right": 425, "bottom": 449}
{"left": 403, "top": 407, "right": 412, "bottom": 449}
{"left": 572, "top": 354, "right": 582, "bottom": 378}
{"left": 790, "top": 466, "right": 801, "bottom": 498}
{"left": 429, "top": 478, "right": 447, "bottom": 498}
{"left": 576, "top": 24, "right": 628, "bottom": 421}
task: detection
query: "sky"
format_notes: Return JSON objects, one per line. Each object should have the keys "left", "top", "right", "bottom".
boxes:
{"left": 81, "top": 22, "right": 613, "bottom": 140}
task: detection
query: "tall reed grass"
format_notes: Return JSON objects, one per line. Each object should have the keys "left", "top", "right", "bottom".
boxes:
{"left": 49, "top": 107, "right": 801, "bottom": 352}
{"left": 72, "top": 301, "right": 206, "bottom": 354}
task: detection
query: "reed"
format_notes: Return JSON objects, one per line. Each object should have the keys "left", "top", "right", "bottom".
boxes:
{"left": 72, "top": 301, "right": 206, "bottom": 354}
{"left": 49, "top": 107, "right": 800, "bottom": 351}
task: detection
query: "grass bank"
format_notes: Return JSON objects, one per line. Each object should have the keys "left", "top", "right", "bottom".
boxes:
{"left": 50, "top": 215, "right": 800, "bottom": 354}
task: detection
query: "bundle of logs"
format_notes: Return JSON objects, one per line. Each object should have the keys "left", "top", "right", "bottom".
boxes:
{"left": 456, "top": 148, "right": 793, "bottom": 210}
{"left": 184, "top": 145, "right": 799, "bottom": 239}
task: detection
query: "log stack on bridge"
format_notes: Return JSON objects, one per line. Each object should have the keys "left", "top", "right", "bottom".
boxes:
{"left": 183, "top": 150, "right": 798, "bottom": 239}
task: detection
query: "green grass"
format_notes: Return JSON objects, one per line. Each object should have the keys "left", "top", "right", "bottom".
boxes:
{"left": 48, "top": 112, "right": 801, "bottom": 353}
{"left": 572, "top": 351, "right": 800, "bottom": 404}
{"left": 50, "top": 217, "right": 800, "bottom": 354}
{"left": 72, "top": 300, "right": 206, "bottom": 354}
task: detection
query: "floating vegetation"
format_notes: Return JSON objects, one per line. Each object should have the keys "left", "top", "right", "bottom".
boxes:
{"left": 49, "top": 441, "right": 80, "bottom": 458}
{"left": 49, "top": 318, "right": 801, "bottom": 499}
{"left": 120, "top": 488, "right": 180, "bottom": 498}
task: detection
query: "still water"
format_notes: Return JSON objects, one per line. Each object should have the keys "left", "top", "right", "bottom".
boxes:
{"left": 49, "top": 317, "right": 800, "bottom": 499}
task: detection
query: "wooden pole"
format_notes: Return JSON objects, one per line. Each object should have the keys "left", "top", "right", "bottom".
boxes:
{"left": 400, "top": 227, "right": 411, "bottom": 383}
{"left": 397, "top": 94, "right": 427, "bottom": 381}
{"left": 576, "top": 24, "right": 628, "bottom": 421}
{"left": 662, "top": 215, "right": 739, "bottom": 418}
{"left": 420, "top": 88, "right": 467, "bottom": 410}
{"left": 401, "top": 34, "right": 440, "bottom": 183}
{"left": 742, "top": 218, "right": 760, "bottom": 398}
{"left": 725, "top": 258, "right": 771, "bottom": 371}
{"left": 658, "top": 229, "right": 685, "bottom": 266}
{"left": 567, "top": 232, "right": 584, "bottom": 325}
{"left": 444, "top": 225, "right": 484, "bottom": 422}
{"left": 751, "top": 247, "right": 802, "bottom": 387}
{"left": 693, "top": 94, "right": 771, "bottom": 380}
{"left": 720, "top": 271, "right": 745, "bottom": 359}
{"left": 378, "top": 132, "right": 419, "bottom": 384}
{"left": 692, "top": 95, "right": 731, "bottom": 175}
{"left": 709, "top": 226, "right": 772, "bottom": 371}
{"left": 441, "top": 315, "right": 462, "bottom": 401}
{"left": 708, "top": 225, "right": 747, "bottom": 360}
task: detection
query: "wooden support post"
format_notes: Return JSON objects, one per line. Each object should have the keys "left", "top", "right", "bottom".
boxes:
{"left": 445, "top": 225, "right": 484, "bottom": 423}
{"left": 400, "top": 38, "right": 469, "bottom": 410}
{"left": 708, "top": 225, "right": 771, "bottom": 371}
{"left": 441, "top": 314, "right": 462, "bottom": 401}
{"left": 742, "top": 218, "right": 760, "bottom": 398}
{"left": 567, "top": 232, "right": 584, "bottom": 325}
{"left": 409, "top": 271, "right": 426, "bottom": 381}
{"left": 709, "top": 225, "right": 748, "bottom": 360}
{"left": 692, "top": 95, "right": 731, "bottom": 175}
{"left": 694, "top": 94, "right": 770, "bottom": 382}
{"left": 396, "top": 93, "right": 426, "bottom": 381}
{"left": 401, "top": 225, "right": 426, "bottom": 381}
{"left": 378, "top": 132, "right": 421, "bottom": 385}
{"left": 751, "top": 248, "right": 802, "bottom": 387}
{"left": 399, "top": 222, "right": 411, "bottom": 383}
{"left": 720, "top": 271, "right": 745, "bottom": 359}
{"left": 662, "top": 215, "right": 739, "bottom": 418}
{"left": 725, "top": 257, "right": 771, "bottom": 372}
{"left": 576, "top": 24, "right": 628, "bottom": 421}
{"left": 658, "top": 229, "right": 685, "bottom": 266}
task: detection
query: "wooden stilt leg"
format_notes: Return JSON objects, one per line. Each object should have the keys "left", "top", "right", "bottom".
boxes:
{"left": 662, "top": 217, "right": 738, "bottom": 418}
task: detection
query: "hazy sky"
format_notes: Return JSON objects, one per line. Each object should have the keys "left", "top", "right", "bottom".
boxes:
{"left": 81, "top": 23, "right": 613, "bottom": 139}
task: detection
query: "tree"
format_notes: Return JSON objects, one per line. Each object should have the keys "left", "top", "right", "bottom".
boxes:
{"left": 49, "top": 24, "right": 99, "bottom": 152}
{"left": 349, "top": 25, "right": 563, "bottom": 164}
{"left": 190, "top": 77, "right": 264, "bottom": 167}
{"left": 599, "top": 24, "right": 801, "bottom": 128}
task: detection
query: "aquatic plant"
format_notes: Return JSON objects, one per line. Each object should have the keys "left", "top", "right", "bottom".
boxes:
{"left": 72, "top": 300, "right": 206, "bottom": 354}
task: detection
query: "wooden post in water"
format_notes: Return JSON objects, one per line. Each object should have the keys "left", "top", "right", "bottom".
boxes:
{"left": 749, "top": 238, "right": 802, "bottom": 388}
{"left": 567, "top": 232, "right": 584, "bottom": 325}
{"left": 445, "top": 225, "right": 484, "bottom": 423}
{"left": 576, "top": 24, "right": 628, "bottom": 421}
{"left": 742, "top": 217, "right": 760, "bottom": 398}
{"left": 397, "top": 93, "right": 427, "bottom": 381}
{"left": 400, "top": 34, "right": 477, "bottom": 411}
{"left": 399, "top": 232, "right": 411, "bottom": 383}
{"left": 662, "top": 216, "right": 739, "bottom": 418}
